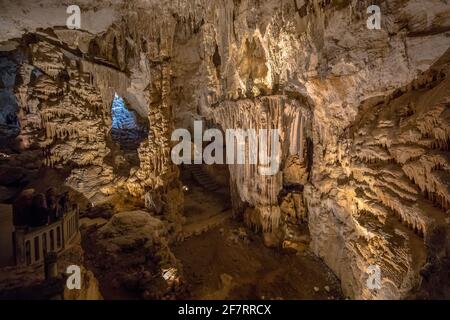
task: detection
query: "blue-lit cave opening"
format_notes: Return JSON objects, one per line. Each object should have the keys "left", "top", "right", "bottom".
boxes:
{"left": 112, "top": 94, "right": 137, "bottom": 131}
{"left": 109, "top": 93, "right": 148, "bottom": 173}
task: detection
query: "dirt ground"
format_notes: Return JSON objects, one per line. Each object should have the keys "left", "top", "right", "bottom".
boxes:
{"left": 172, "top": 218, "right": 343, "bottom": 300}
{"left": 80, "top": 169, "right": 344, "bottom": 300}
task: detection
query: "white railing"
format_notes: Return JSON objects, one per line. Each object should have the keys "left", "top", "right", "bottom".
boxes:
{"left": 13, "top": 209, "right": 79, "bottom": 266}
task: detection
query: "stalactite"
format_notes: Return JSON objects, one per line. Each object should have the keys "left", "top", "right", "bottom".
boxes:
{"left": 211, "top": 96, "right": 310, "bottom": 232}
{"left": 299, "top": 115, "right": 304, "bottom": 161}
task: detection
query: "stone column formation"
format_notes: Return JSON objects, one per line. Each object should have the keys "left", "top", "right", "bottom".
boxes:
{"left": 212, "top": 96, "right": 310, "bottom": 233}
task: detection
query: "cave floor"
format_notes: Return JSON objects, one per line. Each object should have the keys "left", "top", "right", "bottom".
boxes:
{"left": 174, "top": 173, "right": 343, "bottom": 300}
{"left": 80, "top": 173, "right": 343, "bottom": 300}
{"left": 172, "top": 217, "right": 344, "bottom": 300}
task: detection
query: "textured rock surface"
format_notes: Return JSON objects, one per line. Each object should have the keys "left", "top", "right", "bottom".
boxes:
{"left": 96, "top": 210, "right": 180, "bottom": 272}
{"left": 1, "top": 0, "right": 450, "bottom": 299}
{"left": 86, "top": 210, "right": 184, "bottom": 299}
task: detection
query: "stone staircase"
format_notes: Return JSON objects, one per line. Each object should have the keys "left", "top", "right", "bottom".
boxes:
{"left": 179, "top": 165, "right": 232, "bottom": 241}
{"left": 184, "top": 164, "right": 221, "bottom": 191}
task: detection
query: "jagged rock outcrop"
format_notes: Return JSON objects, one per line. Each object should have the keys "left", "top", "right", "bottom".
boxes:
{"left": 93, "top": 210, "right": 184, "bottom": 298}
{"left": 305, "top": 52, "right": 450, "bottom": 299}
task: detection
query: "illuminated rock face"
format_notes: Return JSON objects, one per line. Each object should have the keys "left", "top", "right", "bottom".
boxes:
{"left": 306, "top": 58, "right": 450, "bottom": 299}
{"left": 210, "top": 96, "right": 311, "bottom": 235}
{"left": 1, "top": 0, "right": 450, "bottom": 299}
